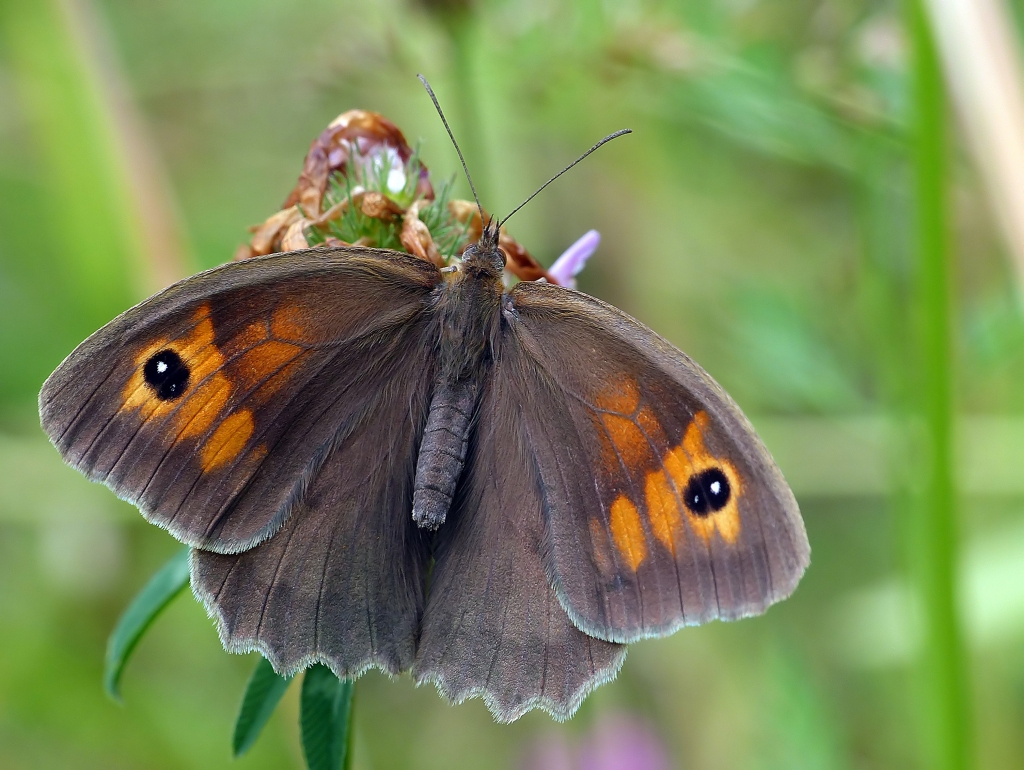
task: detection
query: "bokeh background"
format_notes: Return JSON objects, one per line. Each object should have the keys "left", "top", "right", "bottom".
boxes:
{"left": 2, "top": 0, "right": 1024, "bottom": 768}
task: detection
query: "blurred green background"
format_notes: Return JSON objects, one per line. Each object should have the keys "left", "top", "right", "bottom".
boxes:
{"left": 2, "top": 0, "right": 1024, "bottom": 767}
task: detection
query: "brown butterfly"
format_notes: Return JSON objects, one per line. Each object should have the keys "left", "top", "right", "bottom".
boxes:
{"left": 37, "top": 89, "right": 808, "bottom": 723}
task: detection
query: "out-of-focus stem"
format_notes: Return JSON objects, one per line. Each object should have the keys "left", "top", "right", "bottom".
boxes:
{"left": 908, "top": 2, "right": 971, "bottom": 769}
{"left": 3, "top": 0, "right": 137, "bottom": 327}
{"left": 4, "top": 0, "right": 190, "bottom": 309}
{"left": 924, "top": 0, "right": 1024, "bottom": 297}
{"left": 436, "top": 6, "right": 490, "bottom": 202}
{"left": 59, "top": 0, "right": 192, "bottom": 291}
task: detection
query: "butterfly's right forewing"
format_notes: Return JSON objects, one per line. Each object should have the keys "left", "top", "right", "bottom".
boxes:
{"left": 39, "top": 247, "right": 440, "bottom": 553}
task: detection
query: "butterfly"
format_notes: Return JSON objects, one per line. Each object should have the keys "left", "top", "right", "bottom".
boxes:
{"left": 38, "top": 85, "right": 808, "bottom": 721}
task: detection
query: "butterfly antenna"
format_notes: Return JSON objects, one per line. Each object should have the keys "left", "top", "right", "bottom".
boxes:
{"left": 499, "top": 128, "right": 631, "bottom": 228}
{"left": 418, "top": 74, "right": 485, "bottom": 227}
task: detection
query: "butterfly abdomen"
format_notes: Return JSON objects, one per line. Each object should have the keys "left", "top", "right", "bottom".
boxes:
{"left": 412, "top": 378, "right": 479, "bottom": 530}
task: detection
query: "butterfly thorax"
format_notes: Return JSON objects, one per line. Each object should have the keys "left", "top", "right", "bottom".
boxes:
{"left": 412, "top": 231, "right": 505, "bottom": 531}
{"left": 432, "top": 261, "right": 503, "bottom": 380}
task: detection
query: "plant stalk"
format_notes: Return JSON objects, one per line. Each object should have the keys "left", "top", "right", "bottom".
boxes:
{"left": 908, "top": 2, "right": 970, "bottom": 768}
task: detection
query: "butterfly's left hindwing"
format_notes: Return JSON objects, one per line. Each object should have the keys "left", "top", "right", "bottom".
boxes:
{"left": 502, "top": 282, "right": 809, "bottom": 644}
{"left": 39, "top": 247, "right": 440, "bottom": 552}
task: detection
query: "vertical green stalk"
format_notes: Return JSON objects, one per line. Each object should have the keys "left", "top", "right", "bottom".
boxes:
{"left": 430, "top": 2, "right": 489, "bottom": 201}
{"left": 2, "top": 0, "right": 139, "bottom": 327}
{"left": 907, "top": 3, "right": 970, "bottom": 769}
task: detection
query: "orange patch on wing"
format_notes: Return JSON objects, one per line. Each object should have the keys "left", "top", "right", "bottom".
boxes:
{"left": 595, "top": 380, "right": 669, "bottom": 476}
{"left": 271, "top": 304, "right": 310, "bottom": 341}
{"left": 119, "top": 305, "right": 263, "bottom": 474}
{"left": 600, "top": 413, "right": 651, "bottom": 469}
{"left": 255, "top": 358, "right": 305, "bottom": 405}
{"left": 176, "top": 373, "right": 232, "bottom": 439}
{"left": 628, "top": 411, "right": 745, "bottom": 549}
{"left": 222, "top": 321, "right": 269, "bottom": 358}
{"left": 671, "top": 411, "right": 743, "bottom": 544}
{"left": 645, "top": 469, "right": 681, "bottom": 555}
{"left": 683, "top": 411, "right": 712, "bottom": 458}
{"left": 201, "top": 410, "right": 255, "bottom": 472}
{"left": 594, "top": 376, "right": 641, "bottom": 415}
{"left": 609, "top": 495, "right": 647, "bottom": 571}
{"left": 637, "top": 405, "right": 667, "bottom": 444}
{"left": 661, "top": 444, "right": 692, "bottom": 487}
{"left": 233, "top": 340, "right": 304, "bottom": 392}
{"left": 121, "top": 306, "right": 229, "bottom": 440}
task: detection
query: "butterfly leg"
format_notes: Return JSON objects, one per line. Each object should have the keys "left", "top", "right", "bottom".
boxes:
{"left": 412, "top": 377, "right": 479, "bottom": 530}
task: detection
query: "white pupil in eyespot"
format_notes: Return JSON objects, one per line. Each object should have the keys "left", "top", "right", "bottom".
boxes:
{"left": 710, "top": 480, "right": 721, "bottom": 495}
{"left": 156, "top": 360, "right": 168, "bottom": 374}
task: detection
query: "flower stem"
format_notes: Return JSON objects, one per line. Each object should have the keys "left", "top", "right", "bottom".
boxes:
{"left": 907, "top": 2, "right": 970, "bottom": 768}
{"left": 435, "top": 5, "right": 489, "bottom": 202}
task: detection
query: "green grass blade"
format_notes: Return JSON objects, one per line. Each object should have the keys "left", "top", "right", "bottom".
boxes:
{"left": 103, "top": 546, "right": 190, "bottom": 700}
{"left": 907, "top": 2, "right": 970, "bottom": 768}
{"left": 300, "top": 664, "right": 354, "bottom": 770}
{"left": 4, "top": 0, "right": 140, "bottom": 329}
{"left": 232, "top": 656, "right": 292, "bottom": 757}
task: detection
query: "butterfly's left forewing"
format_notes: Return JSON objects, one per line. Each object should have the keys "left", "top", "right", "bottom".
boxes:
{"left": 503, "top": 282, "right": 809, "bottom": 644}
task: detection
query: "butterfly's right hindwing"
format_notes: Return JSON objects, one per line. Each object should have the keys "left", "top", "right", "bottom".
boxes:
{"left": 191, "top": 339, "right": 436, "bottom": 677}
{"left": 504, "top": 281, "right": 809, "bottom": 644}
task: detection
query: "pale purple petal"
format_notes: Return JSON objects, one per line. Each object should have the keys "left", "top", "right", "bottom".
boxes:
{"left": 549, "top": 229, "right": 600, "bottom": 289}
{"left": 577, "top": 715, "right": 670, "bottom": 770}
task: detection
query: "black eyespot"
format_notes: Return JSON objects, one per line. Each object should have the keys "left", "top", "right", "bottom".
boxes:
{"left": 683, "top": 468, "right": 731, "bottom": 516}
{"left": 143, "top": 349, "right": 189, "bottom": 400}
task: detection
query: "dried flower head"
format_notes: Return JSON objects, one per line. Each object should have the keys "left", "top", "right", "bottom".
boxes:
{"left": 236, "top": 109, "right": 594, "bottom": 288}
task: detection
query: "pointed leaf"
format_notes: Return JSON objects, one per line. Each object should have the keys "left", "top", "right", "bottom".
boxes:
{"left": 233, "top": 656, "right": 292, "bottom": 757}
{"left": 300, "top": 664, "right": 354, "bottom": 770}
{"left": 104, "top": 546, "right": 190, "bottom": 699}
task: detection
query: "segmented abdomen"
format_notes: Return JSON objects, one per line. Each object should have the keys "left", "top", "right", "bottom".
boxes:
{"left": 412, "top": 377, "right": 478, "bottom": 530}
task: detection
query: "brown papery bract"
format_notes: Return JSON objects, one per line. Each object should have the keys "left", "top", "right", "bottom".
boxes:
{"left": 402, "top": 199, "right": 444, "bottom": 267}
{"left": 235, "top": 109, "right": 560, "bottom": 285}
{"left": 284, "top": 110, "right": 433, "bottom": 216}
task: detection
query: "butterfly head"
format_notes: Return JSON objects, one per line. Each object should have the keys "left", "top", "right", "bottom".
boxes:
{"left": 461, "top": 217, "right": 505, "bottom": 276}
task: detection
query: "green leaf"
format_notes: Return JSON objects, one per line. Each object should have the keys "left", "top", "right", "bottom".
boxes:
{"left": 233, "top": 656, "right": 292, "bottom": 757}
{"left": 104, "top": 546, "right": 190, "bottom": 700}
{"left": 300, "top": 664, "right": 354, "bottom": 770}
